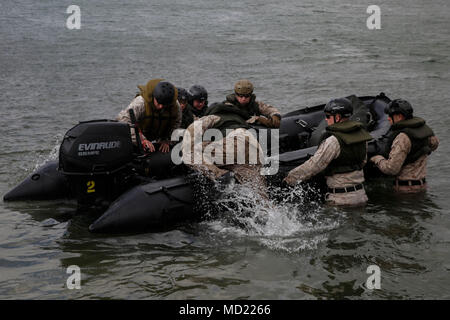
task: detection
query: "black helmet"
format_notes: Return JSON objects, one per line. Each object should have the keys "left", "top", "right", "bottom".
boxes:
{"left": 385, "top": 99, "right": 413, "bottom": 119}
{"left": 153, "top": 81, "right": 175, "bottom": 105}
{"left": 177, "top": 87, "right": 189, "bottom": 102}
{"left": 188, "top": 85, "right": 208, "bottom": 103}
{"left": 324, "top": 98, "right": 353, "bottom": 118}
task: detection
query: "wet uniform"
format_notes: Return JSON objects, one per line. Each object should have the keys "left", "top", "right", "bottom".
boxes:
{"left": 285, "top": 121, "right": 372, "bottom": 206}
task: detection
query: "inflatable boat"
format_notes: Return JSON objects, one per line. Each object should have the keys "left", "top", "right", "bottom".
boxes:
{"left": 3, "top": 93, "right": 391, "bottom": 233}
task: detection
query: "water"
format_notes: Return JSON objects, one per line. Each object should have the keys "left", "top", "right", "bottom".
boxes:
{"left": 1, "top": 0, "right": 450, "bottom": 299}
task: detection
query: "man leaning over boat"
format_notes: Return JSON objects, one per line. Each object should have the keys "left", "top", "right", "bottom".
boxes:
{"left": 224, "top": 79, "right": 281, "bottom": 129}
{"left": 116, "top": 79, "right": 181, "bottom": 153}
{"left": 181, "top": 100, "right": 268, "bottom": 199}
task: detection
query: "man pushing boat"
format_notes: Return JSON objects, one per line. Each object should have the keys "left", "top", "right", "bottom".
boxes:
{"left": 181, "top": 100, "right": 268, "bottom": 199}
{"left": 283, "top": 98, "right": 373, "bottom": 206}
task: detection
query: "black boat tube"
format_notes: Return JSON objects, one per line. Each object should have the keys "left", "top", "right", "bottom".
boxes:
{"left": 89, "top": 176, "right": 194, "bottom": 233}
{"left": 3, "top": 160, "right": 70, "bottom": 201}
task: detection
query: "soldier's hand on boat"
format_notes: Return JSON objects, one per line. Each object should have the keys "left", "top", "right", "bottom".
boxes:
{"left": 256, "top": 115, "right": 281, "bottom": 128}
{"left": 142, "top": 139, "right": 155, "bottom": 153}
{"left": 159, "top": 141, "right": 170, "bottom": 153}
{"left": 271, "top": 114, "right": 281, "bottom": 128}
{"left": 256, "top": 116, "right": 271, "bottom": 126}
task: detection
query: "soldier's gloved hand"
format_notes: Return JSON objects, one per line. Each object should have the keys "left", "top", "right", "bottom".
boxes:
{"left": 142, "top": 139, "right": 155, "bottom": 153}
{"left": 270, "top": 114, "right": 281, "bottom": 128}
{"left": 256, "top": 116, "right": 271, "bottom": 127}
{"left": 159, "top": 141, "right": 170, "bottom": 153}
{"left": 257, "top": 115, "right": 281, "bottom": 128}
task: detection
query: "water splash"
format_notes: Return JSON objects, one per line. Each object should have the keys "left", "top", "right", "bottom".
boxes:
{"left": 202, "top": 181, "right": 342, "bottom": 253}
{"left": 32, "top": 133, "right": 63, "bottom": 171}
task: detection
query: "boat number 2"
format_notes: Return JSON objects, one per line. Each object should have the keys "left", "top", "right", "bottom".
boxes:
{"left": 87, "top": 181, "right": 95, "bottom": 193}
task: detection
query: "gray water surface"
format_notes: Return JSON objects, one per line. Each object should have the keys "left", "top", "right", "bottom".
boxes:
{"left": 1, "top": 0, "right": 449, "bottom": 299}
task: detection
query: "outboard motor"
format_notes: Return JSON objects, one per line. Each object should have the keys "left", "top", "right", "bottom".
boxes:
{"left": 58, "top": 120, "right": 136, "bottom": 208}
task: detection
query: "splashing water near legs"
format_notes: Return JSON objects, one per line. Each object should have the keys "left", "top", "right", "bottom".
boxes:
{"left": 200, "top": 180, "right": 344, "bottom": 253}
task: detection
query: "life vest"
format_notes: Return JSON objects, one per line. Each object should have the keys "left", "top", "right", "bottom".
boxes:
{"left": 382, "top": 117, "right": 434, "bottom": 165}
{"left": 224, "top": 94, "right": 261, "bottom": 117}
{"left": 319, "top": 121, "right": 373, "bottom": 176}
{"left": 205, "top": 103, "right": 252, "bottom": 137}
{"left": 136, "top": 79, "right": 179, "bottom": 140}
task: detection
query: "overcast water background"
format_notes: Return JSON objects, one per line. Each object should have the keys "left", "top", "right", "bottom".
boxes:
{"left": 0, "top": 0, "right": 449, "bottom": 299}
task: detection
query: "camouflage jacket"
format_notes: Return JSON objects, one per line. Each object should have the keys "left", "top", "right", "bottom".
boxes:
{"left": 182, "top": 115, "right": 264, "bottom": 180}
{"left": 285, "top": 135, "right": 368, "bottom": 206}
{"left": 371, "top": 133, "right": 439, "bottom": 181}
{"left": 116, "top": 95, "right": 181, "bottom": 144}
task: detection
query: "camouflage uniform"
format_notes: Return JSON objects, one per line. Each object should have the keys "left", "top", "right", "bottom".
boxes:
{"left": 371, "top": 133, "right": 439, "bottom": 193}
{"left": 116, "top": 95, "right": 181, "bottom": 144}
{"left": 182, "top": 115, "right": 267, "bottom": 199}
{"left": 224, "top": 94, "right": 281, "bottom": 128}
{"left": 284, "top": 135, "right": 369, "bottom": 206}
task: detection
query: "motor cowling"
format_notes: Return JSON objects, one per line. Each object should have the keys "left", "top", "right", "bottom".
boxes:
{"left": 59, "top": 120, "right": 135, "bottom": 208}
{"left": 59, "top": 120, "right": 134, "bottom": 174}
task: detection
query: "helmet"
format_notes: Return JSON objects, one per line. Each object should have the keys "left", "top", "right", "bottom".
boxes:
{"left": 234, "top": 79, "right": 254, "bottom": 95}
{"left": 177, "top": 87, "right": 189, "bottom": 102}
{"left": 385, "top": 99, "right": 413, "bottom": 119}
{"left": 324, "top": 98, "right": 353, "bottom": 118}
{"left": 153, "top": 81, "right": 175, "bottom": 105}
{"left": 188, "top": 85, "right": 208, "bottom": 102}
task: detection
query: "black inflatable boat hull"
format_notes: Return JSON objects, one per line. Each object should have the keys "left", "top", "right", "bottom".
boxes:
{"left": 89, "top": 177, "right": 194, "bottom": 233}
{"left": 279, "top": 94, "right": 390, "bottom": 149}
{"left": 3, "top": 160, "right": 70, "bottom": 201}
